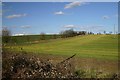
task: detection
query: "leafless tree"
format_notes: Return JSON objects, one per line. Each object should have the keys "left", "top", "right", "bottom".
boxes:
{"left": 2, "top": 27, "right": 11, "bottom": 43}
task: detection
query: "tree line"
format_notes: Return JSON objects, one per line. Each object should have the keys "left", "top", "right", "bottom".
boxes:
{"left": 2, "top": 28, "right": 116, "bottom": 44}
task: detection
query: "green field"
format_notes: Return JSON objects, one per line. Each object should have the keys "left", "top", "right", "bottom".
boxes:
{"left": 6, "top": 35, "right": 118, "bottom": 61}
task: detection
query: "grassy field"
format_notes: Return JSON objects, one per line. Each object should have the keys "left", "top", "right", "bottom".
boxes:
{"left": 6, "top": 35, "right": 118, "bottom": 61}
{"left": 4, "top": 34, "right": 119, "bottom": 75}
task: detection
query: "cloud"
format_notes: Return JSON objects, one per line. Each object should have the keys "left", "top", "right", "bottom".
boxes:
{"left": 21, "top": 25, "right": 31, "bottom": 28}
{"left": 62, "top": 24, "right": 105, "bottom": 33}
{"left": 63, "top": 24, "right": 104, "bottom": 29}
{"left": 75, "top": 25, "right": 105, "bottom": 32}
{"left": 54, "top": 11, "right": 64, "bottom": 15}
{"left": 64, "top": 25, "right": 76, "bottom": 28}
{"left": 102, "top": 16, "right": 110, "bottom": 19}
{"left": 6, "top": 13, "right": 27, "bottom": 19}
{"left": 64, "top": 1, "right": 87, "bottom": 9}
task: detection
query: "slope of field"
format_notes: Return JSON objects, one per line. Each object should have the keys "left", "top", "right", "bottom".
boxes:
{"left": 8, "top": 35, "right": 118, "bottom": 61}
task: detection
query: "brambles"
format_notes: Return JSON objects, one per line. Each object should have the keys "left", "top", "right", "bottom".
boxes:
{"left": 2, "top": 51, "right": 76, "bottom": 79}
{"left": 2, "top": 51, "right": 119, "bottom": 79}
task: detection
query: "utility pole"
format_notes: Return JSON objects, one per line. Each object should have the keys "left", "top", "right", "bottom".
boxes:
{"left": 114, "top": 24, "right": 116, "bottom": 38}
{"left": 114, "top": 24, "right": 115, "bottom": 35}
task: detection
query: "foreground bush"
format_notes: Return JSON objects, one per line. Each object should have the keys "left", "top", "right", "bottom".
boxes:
{"left": 2, "top": 51, "right": 76, "bottom": 79}
{"left": 2, "top": 50, "right": 119, "bottom": 79}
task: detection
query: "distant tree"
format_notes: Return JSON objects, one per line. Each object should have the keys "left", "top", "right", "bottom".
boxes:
{"left": 78, "top": 31, "right": 86, "bottom": 35}
{"left": 109, "top": 31, "right": 112, "bottom": 34}
{"left": 2, "top": 27, "right": 11, "bottom": 43}
{"left": 88, "top": 32, "right": 94, "bottom": 35}
{"left": 2, "top": 27, "right": 11, "bottom": 36}
{"left": 60, "top": 29, "right": 77, "bottom": 38}
{"left": 82, "top": 31, "right": 87, "bottom": 35}
{"left": 103, "top": 31, "right": 106, "bottom": 34}
{"left": 97, "top": 32, "right": 101, "bottom": 35}
{"left": 77, "top": 31, "right": 81, "bottom": 35}
{"left": 40, "top": 32, "right": 46, "bottom": 40}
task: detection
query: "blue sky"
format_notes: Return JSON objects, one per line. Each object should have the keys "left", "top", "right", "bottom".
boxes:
{"left": 2, "top": 0, "right": 120, "bottom": 2}
{"left": 2, "top": 2, "right": 118, "bottom": 35}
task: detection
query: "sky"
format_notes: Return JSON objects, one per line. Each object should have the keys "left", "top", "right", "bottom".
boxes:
{"left": 2, "top": 0, "right": 120, "bottom": 2}
{"left": 2, "top": 2, "right": 118, "bottom": 35}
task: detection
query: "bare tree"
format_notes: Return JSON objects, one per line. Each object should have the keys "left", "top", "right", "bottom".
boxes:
{"left": 2, "top": 27, "right": 11, "bottom": 37}
{"left": 2, "top": 27, "right": 11, "bottom": 43}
